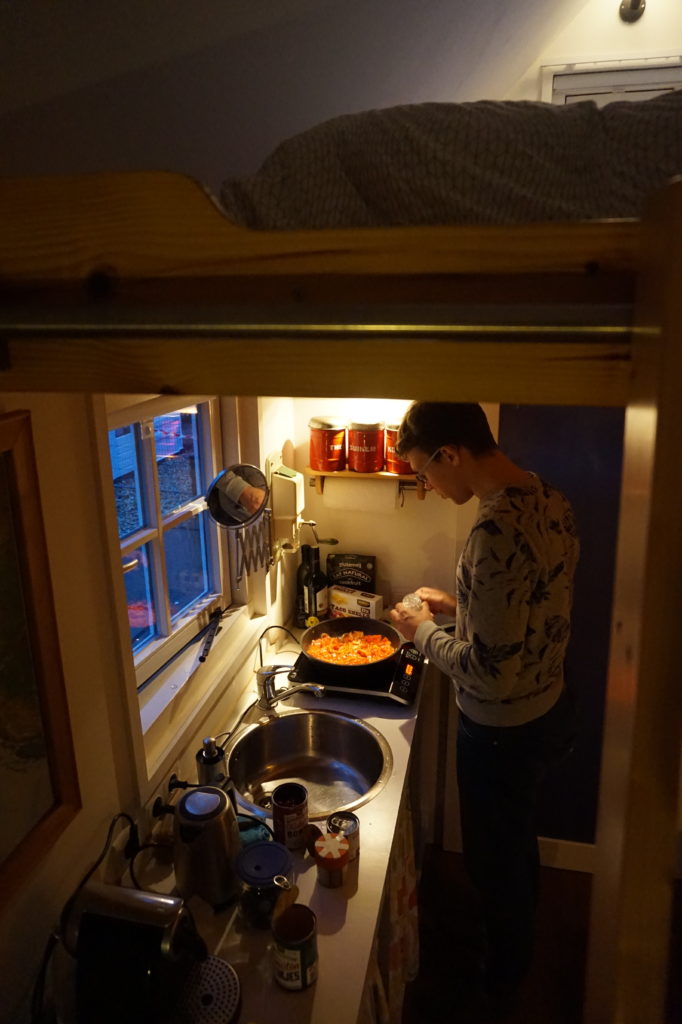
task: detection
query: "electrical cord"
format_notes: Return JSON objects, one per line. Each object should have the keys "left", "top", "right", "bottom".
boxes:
{"left": 129, "top": 841, "right": 169, "bottom": 891}
{"left": 256, "top": 624, "right": 300, "bottom": 667}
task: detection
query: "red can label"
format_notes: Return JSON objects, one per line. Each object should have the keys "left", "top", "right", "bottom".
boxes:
{"left": 310, "top": 426, "right": 346, "bottom": 471}
{"left": 348, "top": 427, "right": 385, "bottom": 472}
{"left": 384, "top": 427, "right": 412, "bottom": 474}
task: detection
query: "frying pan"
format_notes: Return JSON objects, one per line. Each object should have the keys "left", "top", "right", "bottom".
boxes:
{"left": 300, "top": 616, "right": 403, "bottom": 670}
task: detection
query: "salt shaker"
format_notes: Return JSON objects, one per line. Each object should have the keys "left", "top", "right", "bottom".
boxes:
{"left": 401, "top": 592, "right": 423, "bottom": 611}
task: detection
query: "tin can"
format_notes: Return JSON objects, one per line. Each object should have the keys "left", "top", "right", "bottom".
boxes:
{"left": 326, "top": 810, "right": 360, "bottom": 861}
{"left": 347, "top": 422, "right": 385, "bottom": 473}
{"left": 272, "top": 903, "right": 318, "bottom": 990}
{"left": 309, "top": 416, "right": 346, "bottom": 472}
{"left": 272, "top": 782, "right": 308, "bottom": 850}
{"left": 313, "top": 832, "right": 349, "bottom": 888}
{"left": 385, "top": 424, "right": 413, "bottom": 475}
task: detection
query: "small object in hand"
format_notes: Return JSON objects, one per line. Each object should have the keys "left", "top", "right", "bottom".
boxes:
{"left": 401, "top": 592, "right": 423, "bottom": 611}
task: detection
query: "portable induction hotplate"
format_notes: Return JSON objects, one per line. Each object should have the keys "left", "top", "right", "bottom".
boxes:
{"left": 287, "top": 643, "right": 424, "bottom": 705}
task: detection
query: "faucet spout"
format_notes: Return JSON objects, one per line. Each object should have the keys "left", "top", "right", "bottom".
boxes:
{"left": 256, "top": 665, "right": 324, "bottom": 710}
{"left": 274, "top": 683, "right": 324, "bottom": 704}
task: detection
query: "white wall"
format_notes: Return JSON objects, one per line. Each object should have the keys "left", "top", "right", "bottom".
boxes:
{"left": 508, "top": 0, "right": 682, "bottom": 99}
{"left": 286, "top": 396, "right": 485, "bottom": 608}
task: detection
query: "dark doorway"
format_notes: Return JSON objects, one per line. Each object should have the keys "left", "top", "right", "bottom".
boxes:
{"left": 498, "top": 405, "right": 624, "bottom": 843}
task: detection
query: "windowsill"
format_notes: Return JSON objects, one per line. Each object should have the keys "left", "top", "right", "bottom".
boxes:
{"left": 139, "top": 604, "right": 267, "bottom": 786}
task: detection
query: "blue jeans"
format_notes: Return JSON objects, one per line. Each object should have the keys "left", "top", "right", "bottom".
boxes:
{"left": 456, "top": 687, "right": 577, "bottom": 990}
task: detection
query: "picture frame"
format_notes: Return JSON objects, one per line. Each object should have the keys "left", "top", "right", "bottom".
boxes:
{"left": 0, "top": 410, "right": 80, "bottom": 905}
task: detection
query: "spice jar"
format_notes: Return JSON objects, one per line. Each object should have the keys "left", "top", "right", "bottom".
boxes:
{"left": 347, "top": 422, "right": 385, "bottom": 473}
{"left": 236, "top": 840, "right": 292, "bottom": 929}
{"left": 313, "top": 832, "right": 350, "bottom": 888}
{"left": 385, "top": 424, "right": 413, "bottom": 475}
{"left": 309, "top": 417, "right": 346, "bottom": 472}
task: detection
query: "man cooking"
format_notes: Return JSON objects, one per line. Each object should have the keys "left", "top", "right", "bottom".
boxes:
{"left": 390, "top": 401, "right": 579, "bottom": 1011}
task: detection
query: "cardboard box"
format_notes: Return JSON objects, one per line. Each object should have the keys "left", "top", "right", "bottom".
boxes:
{"left": 329, "top": 585, "right": 384, "bottom": 619}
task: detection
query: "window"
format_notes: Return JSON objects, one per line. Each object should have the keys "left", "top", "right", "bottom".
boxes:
{"left": 108, "top": 398, "right": 228, "bottom": 685}
{"left": 541, "top": 56, "right": 682, "bottom": 107}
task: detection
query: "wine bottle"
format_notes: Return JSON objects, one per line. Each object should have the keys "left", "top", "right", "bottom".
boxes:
{"left": 295, "top": 544, "right": 329, "bottom": 627}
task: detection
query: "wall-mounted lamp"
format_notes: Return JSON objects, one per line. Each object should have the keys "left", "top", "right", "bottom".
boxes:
{"left": 619, "top": 0, "right": 646, "bottom": 22}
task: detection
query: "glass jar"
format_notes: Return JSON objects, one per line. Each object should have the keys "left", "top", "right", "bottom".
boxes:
{"left": 236, "top": 840, "right": 292, "bottom": 929}
{"left": 385, "top": 424, "right": 413, "bottom": 475}
{"left": 309, "top": 417, "right": 346, "bottom": 472}
{"left": 347, "top": 421, "right": 385, "bottom": 473}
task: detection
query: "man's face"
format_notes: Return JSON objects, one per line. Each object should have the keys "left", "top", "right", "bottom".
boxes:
{"left": 407, "top": 445, "right": 474, "bottom": 505}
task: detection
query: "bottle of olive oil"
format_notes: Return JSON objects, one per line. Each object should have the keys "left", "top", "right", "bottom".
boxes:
{"left": 295, "top": 544, "right": 329, "bottom": 627}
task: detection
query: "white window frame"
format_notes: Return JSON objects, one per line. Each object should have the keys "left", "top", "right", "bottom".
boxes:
{"left": 106, "top": 394, "right": 231, "bottom": 688}
{"left": 540, "top": 54, "right": 682, "bottom": 106}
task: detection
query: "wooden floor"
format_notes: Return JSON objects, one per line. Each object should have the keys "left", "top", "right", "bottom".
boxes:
{"left": 401, "top": 846, "right": 592, "bottom": 1024}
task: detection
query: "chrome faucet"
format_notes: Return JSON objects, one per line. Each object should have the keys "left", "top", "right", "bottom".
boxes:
{"left": 256, "top": 664, "right": 324, "bottom": 711}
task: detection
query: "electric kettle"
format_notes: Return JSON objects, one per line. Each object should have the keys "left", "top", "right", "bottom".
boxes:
{"left": 173, "top": 785, "right": 241, "bottom": 908}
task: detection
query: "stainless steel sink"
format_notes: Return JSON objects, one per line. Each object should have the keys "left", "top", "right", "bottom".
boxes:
{"left": 224, "top": 709, "right": 393, "bottom": 820}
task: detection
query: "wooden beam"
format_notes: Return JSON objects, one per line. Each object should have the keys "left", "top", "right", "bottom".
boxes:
{"left": 584, "top": 176, "right": 682, "bottom": 1023}
{"left": 0, "top": 171, "right": 639, "bottom": 283}
{"left": 0, "top": 335, "right": 631, "bottom": 405}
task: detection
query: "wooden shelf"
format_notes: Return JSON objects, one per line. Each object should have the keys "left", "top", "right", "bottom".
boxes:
{"left": 304, "top": 467, "right": 425, "bottom": 499}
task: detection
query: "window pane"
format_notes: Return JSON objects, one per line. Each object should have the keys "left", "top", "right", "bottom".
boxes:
{"left": 155, "top": 411, "right": 201, "bottom": 516}
{"left": 109, "top": 425, "right": 146, "bottom": 539}
{"left": 165, "top": 515, "right": 210, "bottom": 621}
{"left": 123, "top": 544, "right": 156, "bottom": 650}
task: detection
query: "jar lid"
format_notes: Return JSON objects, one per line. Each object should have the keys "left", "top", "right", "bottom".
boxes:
{"left": 236, "top": 840, "right": 292, "bottom": 886}
{"left": 349, "top": 421, "right": 385, "bottom": 431}
{"left": 313, "top": 832, "right": 349, "bottom": 869}
{"left": 309, "top": 416, "right": 346, "bottom": 430}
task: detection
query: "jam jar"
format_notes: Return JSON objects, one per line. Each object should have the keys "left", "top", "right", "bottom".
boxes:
{"left": 309, "top": 417, "right": 346, "bottom": 472}
{"left": 347, "top": 421, "right": 385, "bottom": 473}
{"left": 236, "top": 840, "right": 292, "bottom": 929}
{"left": 385, "top": 424, "right": 413, "bottom": 475}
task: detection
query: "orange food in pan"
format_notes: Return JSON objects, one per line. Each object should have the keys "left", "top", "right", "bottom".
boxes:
{"left": 306, "top": 630, "right": 395, "bottom": 665}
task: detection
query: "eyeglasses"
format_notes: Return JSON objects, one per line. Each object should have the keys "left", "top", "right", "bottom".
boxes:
{"left": 414, "top": 448, "right": 442, "bottom": 485}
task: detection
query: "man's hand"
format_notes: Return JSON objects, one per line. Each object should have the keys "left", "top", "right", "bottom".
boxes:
{"left": 239, "top": 485, "right": 266, "bottom": 515}
{"left": 390, "top": 599, "right": 434, "bottom": 643}
{"left": 415, "top": 587, "right": 457, "bottom": 617}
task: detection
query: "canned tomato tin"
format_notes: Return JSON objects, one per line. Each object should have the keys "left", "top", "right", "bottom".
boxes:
{"left": 347, "top": 422, "right": 385, "bottom": 473}
{"left": 327, "top": 811, "right": 360, "bottom": 861}
{"left": 385, "top": 424, "right": 413, "bottom": 475}
{"left": 309, "top": 416, "right": 346, "bottom": 472}
{"left": 272, "top": 903, "right": 318, "bottom": 991}
{"left": 272, "top": 782, "right": 308, "bottom": 850}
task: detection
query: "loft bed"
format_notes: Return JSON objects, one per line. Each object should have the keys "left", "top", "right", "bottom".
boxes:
{"left": 1, "top": 94, "right": 681, "bottom": 1024}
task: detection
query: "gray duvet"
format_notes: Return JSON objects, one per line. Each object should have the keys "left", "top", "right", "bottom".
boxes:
{"left": 219, "top": 91, "right": 682, "bottom": 229}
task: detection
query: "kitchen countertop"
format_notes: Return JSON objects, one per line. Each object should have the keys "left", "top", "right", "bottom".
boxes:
{"left": 190, "top": 680, "right": 423, "bottom": 1024}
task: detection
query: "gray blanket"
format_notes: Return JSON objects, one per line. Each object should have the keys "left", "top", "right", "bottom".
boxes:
{"left": 219, "top": 91, "right": 682, "bottom": 228}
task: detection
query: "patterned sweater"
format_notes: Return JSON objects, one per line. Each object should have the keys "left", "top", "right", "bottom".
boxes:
{"left": 414, "top": 474, "right": 579, "bottom": 727}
